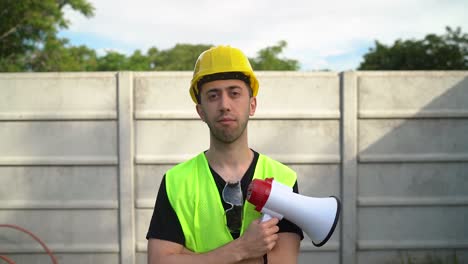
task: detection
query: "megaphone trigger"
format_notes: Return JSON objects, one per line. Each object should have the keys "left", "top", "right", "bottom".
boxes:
{"left": 261, "top": 214, "right": 272, "bottom": 222}
{"left": 261, "top": 207, "right": 283, "bottom": 221}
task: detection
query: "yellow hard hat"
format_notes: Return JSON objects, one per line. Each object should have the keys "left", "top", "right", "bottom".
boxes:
{"left": 189, "top": 45, "right": 259, "bottom": 104}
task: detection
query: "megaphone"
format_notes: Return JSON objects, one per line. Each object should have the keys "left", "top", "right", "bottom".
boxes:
{"left": 247, "top": 178, "right": 340, "bottom": 247}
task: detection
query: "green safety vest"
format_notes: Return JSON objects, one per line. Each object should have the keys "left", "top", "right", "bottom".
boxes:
{"left": 165, "top": 152, "right": 297, "bottom": 253}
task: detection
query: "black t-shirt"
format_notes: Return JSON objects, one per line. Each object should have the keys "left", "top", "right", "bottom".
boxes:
{"left": 146, "top": 150, "right": 304, "bottom": 245}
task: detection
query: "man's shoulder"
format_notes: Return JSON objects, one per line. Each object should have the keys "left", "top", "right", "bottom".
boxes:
{"left": 166, "top": 152, "right": 205, "bottom": 177}
{"left": 255, "top": 152, "right": 297, "bottom": 186}
{"left": 257, "top": 152, "right": 294, "bottom": 172}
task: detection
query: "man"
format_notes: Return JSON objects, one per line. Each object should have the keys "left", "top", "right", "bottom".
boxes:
{"left": 147, "top": 45, "right": 303, "bottom": 264}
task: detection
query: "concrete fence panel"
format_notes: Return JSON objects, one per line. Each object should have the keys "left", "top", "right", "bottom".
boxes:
{"left": 356, "top": 72, "right": 468, "bottom": 264}
{"left": 0, "top": 73, "right": 119, "bottom": 264}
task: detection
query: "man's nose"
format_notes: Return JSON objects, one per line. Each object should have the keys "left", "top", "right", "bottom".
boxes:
{"left": 219, "top": 92, "right": 231, "bottom": 112}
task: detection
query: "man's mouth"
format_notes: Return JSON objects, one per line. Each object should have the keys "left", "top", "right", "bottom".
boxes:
{"left": 218, "top": 117, "right": 235, "bottom": 124}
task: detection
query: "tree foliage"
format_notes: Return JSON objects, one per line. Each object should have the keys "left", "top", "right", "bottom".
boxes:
{"left": 0, "top": 0, "right": 94, "bottom": 71}
{"left": 0, "top": 0, "right": 300, "bottom": 72}
{"left": 250, "top": 40, "right": 300, "bottom": 70}
{"left": 151, "top": 44, "right": 212, "bottom": 71}
{"left": 359, "top": 27, "right": 468, "bottom": 70}
{"left": 2, "top": 1, "right": 466, "bottom": 72}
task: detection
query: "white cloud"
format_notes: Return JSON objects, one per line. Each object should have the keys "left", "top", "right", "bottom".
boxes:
{"left": 63, "top": 0, "right": 468, "bottom": 71}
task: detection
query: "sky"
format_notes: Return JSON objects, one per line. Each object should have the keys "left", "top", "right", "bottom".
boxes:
{"left": 59, "top": 0, "right": 468, "bottom": 71}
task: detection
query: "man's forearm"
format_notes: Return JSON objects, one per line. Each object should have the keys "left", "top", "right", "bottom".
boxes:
{"left": 149, "top": 238, "right": 260, "bottom": 264}
{"left": 181, "top": 249, "right": 263, "bottom": 264}
{"left": 149, "top": 219, "right": 281, "bottom": 264}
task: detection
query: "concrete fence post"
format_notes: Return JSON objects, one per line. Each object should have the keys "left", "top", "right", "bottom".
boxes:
{"left": 117, "top": 72, "right": 135, "bottom": 264}
{"left": 340, "top": 71, "right": 358, "bottom": 264}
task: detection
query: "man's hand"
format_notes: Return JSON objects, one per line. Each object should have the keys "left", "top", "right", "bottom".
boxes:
{"left": 237, "top": 217, "right": 280, "bottom": 259}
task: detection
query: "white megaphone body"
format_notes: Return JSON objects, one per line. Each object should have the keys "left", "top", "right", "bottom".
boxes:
{"left": 246, "top": 178, "right": 340, "bottom": 247}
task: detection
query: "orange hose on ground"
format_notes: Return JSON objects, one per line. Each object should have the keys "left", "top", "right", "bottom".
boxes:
{"left": 0, "top": 224, "right": 58, "bottom": 264}
{"left": 0, "top": 255, "right": 16, "bottom": 264}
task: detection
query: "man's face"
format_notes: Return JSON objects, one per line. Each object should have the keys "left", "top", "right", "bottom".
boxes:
{"left": 196, "top": 79, "right": 257, "bottom": 144}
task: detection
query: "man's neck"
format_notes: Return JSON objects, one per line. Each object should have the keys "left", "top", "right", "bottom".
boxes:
{"left": 205, "top": 137, "right": 253, "bottom": 183}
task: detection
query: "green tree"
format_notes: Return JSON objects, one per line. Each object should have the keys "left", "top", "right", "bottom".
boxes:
{"left": 0, "top": 0, "right": 94, "bottom": 71}
{"left": 127, "top": 49, "right": 151, "bottom": 71}
{"left": 152, "top": 44, "right": 212, "bottom": 70}
{"left": 28, "top": 37, "right": 97, "bottom": 71}
{"left": 67, "top": 44, "right": 98, "bottom": 71}
{"left": 97, "top": 51, "right": 128, "bottom": 71}
{"left": 250, "top": 40, "right": 300, "bottom": 70}
{"left": 94, "top": 43, "right": 301, "bottom": 72}
{"left": 359, "top": 26, "right": 468, "bottom": 70}
{"left": 147, "top": 47, "right": 160, "bottom": 70}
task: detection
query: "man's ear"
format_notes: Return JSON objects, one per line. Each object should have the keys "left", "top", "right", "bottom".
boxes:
{"left": 249, "top": 96, "right": 257, "bottom": 116}
{"left": 196, "top": 104, "right": 206, "bottom": 122}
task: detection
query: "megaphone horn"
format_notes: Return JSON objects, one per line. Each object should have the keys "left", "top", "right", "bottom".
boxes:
{"left": 247, "top": 178, "right": 341, "bottom": 247}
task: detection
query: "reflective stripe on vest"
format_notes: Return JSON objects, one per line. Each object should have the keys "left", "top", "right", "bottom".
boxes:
{"left": 165, "top": 152, "right": 297, "bottom": 253}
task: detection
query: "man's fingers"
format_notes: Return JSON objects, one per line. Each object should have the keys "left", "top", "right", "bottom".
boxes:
{"left": 263, "top": 220, "right": 280, "bottom": 235}
{"left": 271, "top": 225, "right": 279, "bottom": 234}
{"left": 262, "top": 217, "right": 279, "bottom": 227}
{"left": 266, "top": 234, "right": 279, "bottom": 250}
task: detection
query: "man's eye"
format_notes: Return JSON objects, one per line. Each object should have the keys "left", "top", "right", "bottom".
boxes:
{"left": 231, "top": 91, "right": 240, "bottom": 96}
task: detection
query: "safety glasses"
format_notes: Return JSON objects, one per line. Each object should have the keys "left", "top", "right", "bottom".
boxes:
{"left": 222, "top": 181, "right": 243, "bottom": 233}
